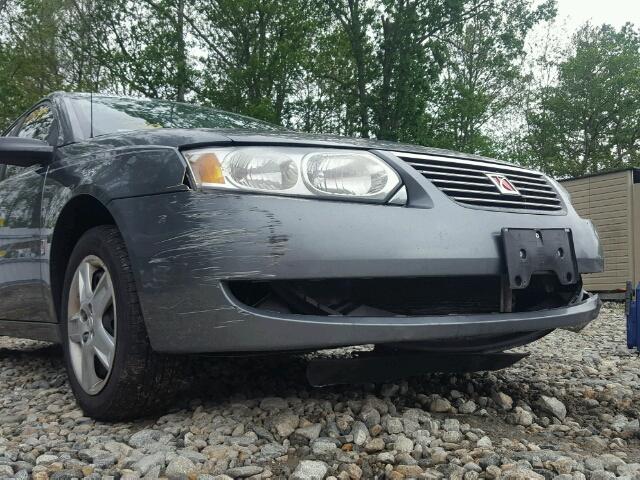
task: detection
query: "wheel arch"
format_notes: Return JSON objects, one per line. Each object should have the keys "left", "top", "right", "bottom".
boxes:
{"left": 49, "top": 194, "right": 118, "bottom": 323}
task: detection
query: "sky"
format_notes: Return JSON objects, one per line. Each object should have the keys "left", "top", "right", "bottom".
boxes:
{"left": 555, "top": 0, "right": 640, "bottom": 30}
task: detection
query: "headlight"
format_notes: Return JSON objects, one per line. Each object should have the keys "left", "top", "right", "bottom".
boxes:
{"left": 183, "top": 147, "right": 404, "bottom": 204}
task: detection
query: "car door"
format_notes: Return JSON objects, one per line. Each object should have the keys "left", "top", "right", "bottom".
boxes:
{"left": 0, "top": 103, "right": 55, "bottom": 322}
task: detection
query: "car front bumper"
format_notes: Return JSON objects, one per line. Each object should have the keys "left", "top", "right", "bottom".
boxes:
{"left": 109, "top": 168, "right": 603, "bottom": 353}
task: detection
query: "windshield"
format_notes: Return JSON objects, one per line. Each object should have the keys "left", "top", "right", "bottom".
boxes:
{"left": 67, "top": 95, "right": 282, "bottom": 139}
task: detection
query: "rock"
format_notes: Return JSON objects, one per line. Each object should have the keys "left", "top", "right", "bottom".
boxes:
{"left": 463, "top": 462, "right": 482, "bottom": 473}
{"left": 485, "top": 465, "right": 502, "bottom": 479}
{"left": 538, "top": 396, "right": 567, "bottom": 420}
{"left": 360, "top": 407, "right": 380, "bottom": 428}
{"left": 296, "top": 423, "right": 322, "bottom": 441}
{"left": 119, "top": 470, "right": 141, "bottom": 480}
{"left": 459, "top": 400, "right": 477, "bottom": 414}
{"left": 165, "top": 456, "right": 197, "bottom": 480}
{"left": 617, "top": 463, "right": 640, "bottom": 476}
{"left": 50, "top": 470, "right": 83, "bottom": 480}
{"left": 133, "top": 452, "right": 166, "bottom": 476}
{"left": 394, "top": 435, "right": 414, "bottom": 453}
{"left": 202, "top": 445, "right": 236, "bottom": 462}
{"left": 501, "top": 468, "right": 545, "bottom": 479}
{"left": 0, "top": 304, "right": 634, "bottom": 480}
{"left": 291, "top": 460, "right": 328, "bottom": 480}
{"left": 512, "top": 406, "right": 534, "bottom": 426}
{"left": 442, "top": 431, "right": 463, "bottom": 443}
{"left": 492, "top": 391, "right": 513, "bottom": 410}
{"left": 584, "top": 458, "right": 605, "bottom": 472}
{"left": 78, "top": 449, "right": 117, "bottom": 468}
{"left": 225, "top": 466, "right": 263, "bottom": 478}
{"left": 549, "top": 457, "right": 576, "bottom": 475}
{"left": 377, "top": 452, "right": 395, "bottom": 464}
{"left": 443, "top": 418, "right": 460, "bottom": 431}
{"left": 429, "top": 397, "right": 452, "bottom": 413}
{"left": 271, "top": 411, "right": 300, "bottom": 437}
{"left": 476, "top": 436, "right": 492, "bottom": 448}
{"left": 364, "top": 437, "right": 385, "bottom": 453}
{"left": 438, "top": 464, "right": 465, "bottom": 479}
{"left": 144, "top": 466, "right": 163, "bottom": 479}
{"left": 14, "top": 470, "right": 29, "bottom": 480}
{"left": 599, "top": 454, "right": 625, "bottom": 472}
{"left": 311, "top": 438, "right": 338, "bottom": 455}
{"left": 340, "top": 463, "right": 362, "bottom": 479}
{"left": 129, "top": 429, "right": 167, "bottom": 448}
{"left": 402, "top": 418, "right": 420, "bottom": 434}
{"left": 512, "top": 451, "right": 563, "bottom": 463}
{"left": 431, "top": 449, "right": 448, "bottom": 465}
{"left": 386, "top": 418, "right": 403, "bottom": 434}
{"left": 0, "top": 465, "right": 13, "bottom": 476}
{"left": 259, "top": 443, "right": 287, "bottom": 460}
{"left": 177, "top": 449, "right": 206, "bottom": 464}
{"left": 336, "top": 415, "right": 353, "bottom": 434}
{"left": 588, "top": 472, "right": 616, "bottom": 480}
{"left": 351, "top": 421, "right": 369, "bottom": 446}
{"left": 480, "top": 453, "right": 501, "bottom": 469}
{"left": 35, "top": 455, "right": 58, "bottom": 466}
{"left": 104, "top": 441, "right": 134, "bottom": 458}
{"left": 394, "top": 465, "right": 424, "bottom": 477}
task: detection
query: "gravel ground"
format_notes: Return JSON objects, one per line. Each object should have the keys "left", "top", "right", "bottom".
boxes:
{"left": 1, "top": 302, "right": 639, "bottom": 480}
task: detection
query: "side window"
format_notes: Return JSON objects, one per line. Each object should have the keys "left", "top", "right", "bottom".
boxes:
{"left": 1, "top": 104, "right": 55, "bottom": 181}
{"left": 17, "top": 105, "right": 55, "bottom": 142}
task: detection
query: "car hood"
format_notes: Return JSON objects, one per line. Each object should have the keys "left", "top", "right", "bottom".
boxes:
{"left": 76, "top": 127, "right": 514, "bottom": 167}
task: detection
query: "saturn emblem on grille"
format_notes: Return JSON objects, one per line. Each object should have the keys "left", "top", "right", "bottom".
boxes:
{"left": 485, "top": 173, "right": 521, "bottom": 196}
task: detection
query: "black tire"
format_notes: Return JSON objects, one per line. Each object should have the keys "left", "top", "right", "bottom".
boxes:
{"left": 60, "top": 225, "right": 183, "bottom": 421}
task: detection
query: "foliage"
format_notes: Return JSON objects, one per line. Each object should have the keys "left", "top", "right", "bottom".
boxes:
{"left": 523, "top": 24, "right": 640, "bottom": 177}
{"left": 0, "top": 0, "right": 64, "bottom": 127}
{"left": 2, "top": 0, "right": 640, "bottom": 178}
{"left": 426, "top": 0, "right": 555, "bottom": 155}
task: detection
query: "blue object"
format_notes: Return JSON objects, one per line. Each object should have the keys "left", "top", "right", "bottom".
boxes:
{"left": 627, "top": 282, "right": 640, "bottom": 350}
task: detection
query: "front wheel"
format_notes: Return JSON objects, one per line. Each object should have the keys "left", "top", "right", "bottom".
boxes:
{"left": 60, "top": 225, "right": 182, "bottom": 420}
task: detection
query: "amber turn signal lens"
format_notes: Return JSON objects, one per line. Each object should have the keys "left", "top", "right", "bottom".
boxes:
{"left": 191, "top": 152, "right": 225, "bottom": 185}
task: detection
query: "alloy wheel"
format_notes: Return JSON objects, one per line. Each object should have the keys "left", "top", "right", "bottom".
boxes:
{"left": 67, "top": 255, "right": 117, "bottom": 395}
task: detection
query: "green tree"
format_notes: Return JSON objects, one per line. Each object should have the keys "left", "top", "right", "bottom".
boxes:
{"left": 193, "top": 0, "right": 318, "bottom": 124}
{"left": 283, "top": 1, "right": 375, "bottom": 136}
{"left": 426, "top": 0, "right": 555, "bottom": 155}
{"left": 90, "top": 0, "right": 194, "bottom": 100}
{"left": 0, "top": 0, "right": 64, "bottom": 128}
{"left": 525, "top": 23, "right": 640, "bottom": 176}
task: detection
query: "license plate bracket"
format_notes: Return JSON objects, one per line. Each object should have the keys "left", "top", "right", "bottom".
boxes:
{"left": 502, "top": 228, "right": 578, "bottom": 289}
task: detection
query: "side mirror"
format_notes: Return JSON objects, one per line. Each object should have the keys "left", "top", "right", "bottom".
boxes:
{"left": 0, "top": 137, "right": 53, "bottom": 167}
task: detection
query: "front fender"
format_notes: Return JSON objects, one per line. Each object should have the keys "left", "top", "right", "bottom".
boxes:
{"left": 44, "top": 145, "right": 189, "bottom": 208}
{"left": 40, "top": 145, "right": 191, "bottom": 323}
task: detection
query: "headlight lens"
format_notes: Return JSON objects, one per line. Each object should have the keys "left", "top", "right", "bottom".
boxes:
{"left": 183, "top": 147, "right": 403, "bottom": 203}
{"left": 226, "top": 149, "right": 298, "bottom": 191}
{"left": 303, "top": 152, "right": 391, "bottom": 197}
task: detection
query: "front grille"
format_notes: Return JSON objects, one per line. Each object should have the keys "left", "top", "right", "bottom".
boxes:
{"left": 395, "top": 152, "right": 563, "bottom": 212}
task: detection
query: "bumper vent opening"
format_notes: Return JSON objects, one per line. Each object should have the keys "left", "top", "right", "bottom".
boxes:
{"left": 396, "top": 152, "right": 563, "bottom": 213}
{"left": 227, "top": 275, "right": 581, "bottom": 317}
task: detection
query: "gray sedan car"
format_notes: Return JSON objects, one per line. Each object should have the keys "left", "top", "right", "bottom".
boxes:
{"left": 0, "top": 93, "right": 602, "bottom": 419}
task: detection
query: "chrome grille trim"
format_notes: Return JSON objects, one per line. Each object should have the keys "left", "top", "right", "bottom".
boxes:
{"left": 394, "top": 152, "right": 563, "bottom": 213}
